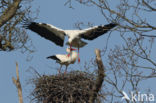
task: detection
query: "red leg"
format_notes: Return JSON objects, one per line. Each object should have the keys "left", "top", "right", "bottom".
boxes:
{"left": 67, "top": 54, "right": 70, "bottom": 57}
{"left": 78, "top": 47, "right": 80, "bottom": 63}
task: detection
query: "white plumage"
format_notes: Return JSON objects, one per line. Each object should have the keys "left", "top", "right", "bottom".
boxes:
{"left": 47, "top": 48, "right": 78, "bottom": 73}
{"left": 24, "top": 21, "right": 117, "bottom": 62}
{"left": 24, "top": 21, "right": 117, "bottom": 48}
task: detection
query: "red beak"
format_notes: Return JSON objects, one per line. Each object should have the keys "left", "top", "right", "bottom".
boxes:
{"left": 71, "top": 48, "right": 77, "bottom": 51}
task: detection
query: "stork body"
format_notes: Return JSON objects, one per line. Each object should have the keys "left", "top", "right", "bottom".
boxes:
{"left": 24, "top": 22, "right": 117, "bottom": 62}
{"left": 47, "top": 48, "right": 78, "bottom": 73}
{"left": 24, "top": 22, "right": 117, "bottom": 47}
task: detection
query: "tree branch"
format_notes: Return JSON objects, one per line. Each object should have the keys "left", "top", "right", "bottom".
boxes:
{"left": 12, "top": 62, "right": 23, "bottom": 103}
{"left": 0, "top": 0, "right": 22, "bottom": 27}
{"left": 89, "top": 49, "right": 105, "bottom": 103}
{"left": 142, "top": 0, "right": 156, "bottom": 11}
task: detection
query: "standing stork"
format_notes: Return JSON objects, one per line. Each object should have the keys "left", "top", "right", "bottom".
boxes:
{"left": 23, "top": 22, "right": 117, "bottom": 62}
{"left": 47, "top": 48, "right": 78, "bottom": 74}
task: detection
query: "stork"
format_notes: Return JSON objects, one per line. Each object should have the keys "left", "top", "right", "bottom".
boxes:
{"left": 47, "top": 48, "right": 78, "bottom": 74}
{"left": 23, "top": 21, "right": 117, "bottom": 62}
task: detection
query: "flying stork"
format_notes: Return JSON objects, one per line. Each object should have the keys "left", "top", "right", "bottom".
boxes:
{"left": 47, "top": 48, "right": 78, "bottom": 74}
{"left": 23, "top": 21, "right": 117, "bottom": 62}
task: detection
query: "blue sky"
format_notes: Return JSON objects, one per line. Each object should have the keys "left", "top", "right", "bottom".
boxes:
{"left": 0, "top": 0, "right": 155, "bottom": 103}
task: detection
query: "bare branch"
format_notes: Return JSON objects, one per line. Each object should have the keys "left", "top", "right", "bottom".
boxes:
{"left": 89, "top": 49, "right": 105, "bottom": 103}
{"left": 0, "top": 0, "right": 22, "bottom": 27}
{"left": 0, "top": 0, "right": 37, "bottom": 52}
{"left": 142, "top": 0, "right": 156, "bottom": 11}
{"left": 12, "top": 62, "right": 23, "bottom": 103}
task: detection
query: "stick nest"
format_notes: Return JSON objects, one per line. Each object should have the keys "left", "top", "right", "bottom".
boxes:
{"left": 30, "top": 71, "right": 98, "bottom": 103}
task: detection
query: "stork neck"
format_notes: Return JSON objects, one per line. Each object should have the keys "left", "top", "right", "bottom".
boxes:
{"left": 71, "top": 51, "right": 78, "bottom": 59}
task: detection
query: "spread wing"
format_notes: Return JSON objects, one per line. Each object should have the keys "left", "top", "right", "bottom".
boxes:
{"left": 80, "top": 23, "right": 117, "bottom": 40}
{"left": 23, "top": 22, "right": 66, "bottom": 47}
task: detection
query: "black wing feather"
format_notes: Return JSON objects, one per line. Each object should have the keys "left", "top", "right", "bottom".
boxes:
{"left": 81, "top": 23, "right": 117, "bottom": 40}
{"left": 47, "top": 55, "right": 61, "bottom": 62}
{"left": 24, "top": 22, "right": 65, "bottom": 47}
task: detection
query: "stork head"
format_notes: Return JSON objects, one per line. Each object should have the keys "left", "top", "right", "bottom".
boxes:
{"left": 66, "top": 48, "right": 77, "bottom": 53}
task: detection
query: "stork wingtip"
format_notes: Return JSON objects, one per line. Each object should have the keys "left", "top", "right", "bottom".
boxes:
{"left": 22, "top": 21, "right": 33, "bottom": 28}
{"left": 46, "top": 56, "right": 53, "bottom": 59}
{"left": 103, "top": 22, "right": 118, "bottom": 28}
{"left": 46, "top": 56, "right": 50, "bottom": 59}
{"left": 110, "top": 22, "right": 118, "bottom": 26}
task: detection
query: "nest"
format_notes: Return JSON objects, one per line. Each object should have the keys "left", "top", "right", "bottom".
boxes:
{"left": 30, "top": 71, "right": 99, "bottom": 103}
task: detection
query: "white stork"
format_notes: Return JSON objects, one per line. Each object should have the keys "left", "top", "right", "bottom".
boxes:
{"left": 47, "top": 48, "right": 78, "bottom": 73}
{"left": 23, "top": 22, "right": 117, "bottom": 62}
